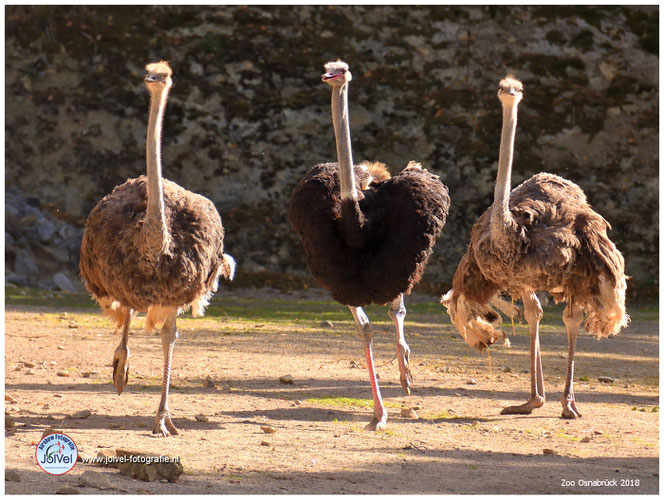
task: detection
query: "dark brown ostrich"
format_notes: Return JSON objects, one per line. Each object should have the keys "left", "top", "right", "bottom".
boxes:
{"left": 441, "top": 75, "right": 629, "bottom": 419}
{"left": 79, "top": 61, "right": 235, "bottom": 436}
{"left": 289, "top": 60, "right": 450, "bottom": 430}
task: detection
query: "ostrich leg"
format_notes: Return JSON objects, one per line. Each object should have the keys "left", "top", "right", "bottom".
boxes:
{"left": 153, "top": 309, "right": 179, "bottom": 436}
{"left": 561, "top": 301, "right": 583, "bottom": 419}
{"left": 501, "top": 291, "right": 545, "bottom": 414}
{"left": 112, "top": 309, "right": 132, "bottom": 394}
{"left": 349, "top": 306, "right": 387, "bottom": 431}
{"left": 388, "top": 294, "right": 412, "bottom": 395}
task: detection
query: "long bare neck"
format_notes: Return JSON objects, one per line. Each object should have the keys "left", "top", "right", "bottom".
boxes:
{"left": 331, "top": 85, "right": 357, "bottom": 201}
{"left": 490, "top": 100, "right": 519, "bottom": 241}
{"left": 143, "top": 85, "right": 172, "bottom": 256}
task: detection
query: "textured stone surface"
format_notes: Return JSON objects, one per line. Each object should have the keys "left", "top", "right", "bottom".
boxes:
{"left": 5, "top": 6, "right": 658, "bottom": 294}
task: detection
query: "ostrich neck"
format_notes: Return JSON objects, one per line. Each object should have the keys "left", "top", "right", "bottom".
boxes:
{"left": 490, "top": 101, "right": 519, "bottom": 243}
{"left": 143, "top": 86, "right": 172, "bottom": 256}
{"left": 331, "top": 84, "right": 365, "bottom": 248}
{"left": 331, "top": 85, "right": 357, "bottom": 201}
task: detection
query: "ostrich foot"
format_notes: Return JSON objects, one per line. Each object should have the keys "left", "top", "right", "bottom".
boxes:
{"left": 500, "top": 396, "right": 544, "bottom": 415}
{"left": 364, "top": 414, "right": 388, "bottom": 431}
{"left": 153, "top": 413, "right": 179, "bottom": 437}
{"left": 561, "top": 399, "right": 581, "bottom": 419}
{"left": 112, "top": 345, "right": 129, "bottom": 395}
{"left": 397, "top": 344, "right": 412, "bottom": 396}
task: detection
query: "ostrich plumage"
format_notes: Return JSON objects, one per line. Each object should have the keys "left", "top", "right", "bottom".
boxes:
{"left": 79, "top": 61, "right": 235, "bottom": 436}
{"left": 289, "top": 60, "right": 450, "bottom": 430}
{"left": 442, "top": 75, "right": 628, "bottom": 419}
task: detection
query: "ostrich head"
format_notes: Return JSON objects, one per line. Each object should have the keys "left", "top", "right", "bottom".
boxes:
{"left": 145, "top": 61, "right": 173, "bottom": 90}
{"left": 322, "top": 60, "right": 352, "bottom": 87}
{"left": 497, "top": 74, "right": 523, "bottom": 106}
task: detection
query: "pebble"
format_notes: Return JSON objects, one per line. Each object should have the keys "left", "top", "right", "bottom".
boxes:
{"left": 542, "top": 448, "right": 557, "bottom": 455}
{"left": 68, "top": 410, "right": 92, "bottom": 420}
{"left": 5, "top": 415, "right": 16, "bottom": 428}
{"left": 41, "top": 428, "right": 63, "bottom": 439}
{"left": 598, "top": 376, "right": 616, "bottom": 383}
{"left": 320, "top": 320, "right": 334, "bottom": 328}
{"left": 580, "top": 436, "right": 591, "bottom": 443}
{"left": 78, "top": 470, "right": 116, "bottom": 490}
{"left": 594, "top": 430, "right": 604, "bottom": 435}
{"left": 5, "top": 470, "right": 21, "bottom": 482}
{"left": 116, "top": 448, "right": 183, "bottom": 482}
{"left": 195, "top": 414, "right": 209, "bottom": 422}
{"left": 204, "top": 376, "right": 215, "bottom": 388}
{"left": 54, "top": 394, "right": 64, "bottom": 398}
{"left": 503, "top": 367, "right": 512, "bottom": 373}
{"left": 467, "top": 379, "right": 478, "bottom": 385}
{"left": 56, "top": 486, "right": 79, "bottom": 494}
{"left": 5, "top": 395, "right": 17, "bottom": 404}
{"left": 56, "top": 371, "right": 70, "bottom": 377}
{"left": 400, "top": 408, "right": 418, "bottom": 419}
{"left": 279, "top": 374, "right": 294, "bottom": 385}
{"left": 23, "top": 362, "right": 35, "bottom": 368}
{"left": 261, "top": 425, "right": 277, "bottom": 434}
{"left": 260, "top": 440, "right": 270, "bottom": 446}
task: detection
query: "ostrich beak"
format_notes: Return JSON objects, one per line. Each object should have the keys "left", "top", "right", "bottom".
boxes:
{"left": 322, "top": 72, "right": 343, "bottom": 82}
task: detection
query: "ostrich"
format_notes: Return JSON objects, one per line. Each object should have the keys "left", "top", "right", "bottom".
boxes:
{"left": 441, "top": 75, "right": 629, "bottom": 419}
{"left": 79, "top": 61, "right": 235, "bottom": 436}
{"left": 289, "top": 60, "right": 450, "bottom": 430}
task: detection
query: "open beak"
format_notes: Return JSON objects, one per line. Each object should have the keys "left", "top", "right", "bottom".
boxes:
{"left": 321, "top": 72, "right": 343, "bottom": 82}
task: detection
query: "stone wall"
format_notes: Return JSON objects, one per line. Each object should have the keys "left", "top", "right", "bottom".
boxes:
{"left": 5, "top": 6, "right": 658, "bottom": 296}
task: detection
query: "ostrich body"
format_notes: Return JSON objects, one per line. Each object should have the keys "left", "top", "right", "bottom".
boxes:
{"left": 442, "top": 75, "right": 628, "bottom": 419}
{"left": 80, "top": 61, "right": 235, "bottom": 436}
{"left": 289, "top": 61, "right": 450, "bottom": 430}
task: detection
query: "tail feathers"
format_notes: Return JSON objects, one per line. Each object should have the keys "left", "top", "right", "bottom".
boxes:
{"left": 585, "top": 273, "right": 630, "bottom": 338}
{"left": 441, "top": 289, "right": 508, "bottom": 350}
{"left": 97, "top": 296, "right": 128, "bottom": 333}
{"left": 222, "top": 254, "right": 236, "bottom": 281}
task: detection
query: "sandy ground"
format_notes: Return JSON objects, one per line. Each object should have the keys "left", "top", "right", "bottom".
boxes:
{"left": 4, "top": 292, "right": 659, "bottom": 494}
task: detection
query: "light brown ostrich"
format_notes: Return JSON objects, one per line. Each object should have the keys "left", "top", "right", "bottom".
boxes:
{"left": 79, "top": 61, "right": 235, "bottom": 436}
{"left": 289, "top": 61, "right": 450, "bottom": 430}
{"left": 442, "top": 75, "right": 629, "bottom": 419}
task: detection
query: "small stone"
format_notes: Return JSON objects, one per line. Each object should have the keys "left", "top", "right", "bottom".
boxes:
{"left": 95, "top": 449, "right": 118, "bottom": 468}
{"left": 400, "top": 408, "right": 418, "bottom": 419}
{"left": 69, "top": 410, "right": 92, "bottom": 420}
{"left": 542, "top": 448, "right": 557, "bottom": 455}
{"left": 598, "top": 376, "right": 616, "bottom": 383}
{"left": 116, "top": 448, "right": 183, "bottom": 482}
{"left": 261, "top": 425, "right": 277, "bottom": 434}
{"left": 580, "top": 436, "right": 591, "bottom": 443}
{"left": 5, "top": 395, "right": 17, "bottom": 404}
{"left": 467, "top": 379, "right": 478, "bottom": 385}
{"left": 53, "top": 394, "right": 64, "bottom": 398}
{"left": 56, "top": 486, "right": 79, "bottom": 494}
{"left": 471, "top": 420, "right": 480, "bottom": 427}
{"left": 279, "top": 374, "right": 294, "bottom": 385}
{"left": 293, "top": 400, "right": 303, "bottom": 406}
{"left": 260, "top": 440, "right": 270, "bottom": 446}
{"left": 56, "top": 371, "right": 70, "bottom": 377}
{"left": 26, "top": 369, "right": 34, "bottom": 375}
{"left": 5, "top": 415, "right": 16, "bottom": 428}
{"left": 502, "top": 367, "right": 512, "bottom": 373}
{"left": 41, "top": 428, "right": 63, "bottom": 439}
{"left": 23, "top": 362, "right": 35, "bottom": 368}
{"left": 204, "top": 376, "right": 215, "bottom": 388}
{"left": 79, "top": 470, "right": 116, "bottom": 490}
{"left": 5, "top": 470, "right": 21, "bottom": 482}
{"left": 594, "top": 430, "right": 604, "bottom": 435}
{"left": 57, "top": 346, "right": 65, "bottom": 350}
{"left": 320, "top": 320, "right": 333, "bottom": 328}
{"left": 195, "top": 414, "right": 209, "bottom": 422}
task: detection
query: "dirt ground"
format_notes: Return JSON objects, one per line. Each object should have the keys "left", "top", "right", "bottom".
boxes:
{"left": 4, "top": 289, "right": 659, "bottom": 494}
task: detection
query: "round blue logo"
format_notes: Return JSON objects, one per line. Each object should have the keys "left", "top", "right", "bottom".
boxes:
{"left": 35, "top": 433, "right": 78, "bottom": 475}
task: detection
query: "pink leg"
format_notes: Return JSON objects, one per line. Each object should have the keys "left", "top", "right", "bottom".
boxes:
{"left": 501, "top": 291, "right": 545, "bottom": 415}
{"left": 561, "top": 301, "right": 583, "bottom": 419}
{"left": 349, "top": 306, "right": 387, "bottom": 431}
{"left": 153, "top": 309, "right": 179, "bottom": 436}
{"left": 389, "top": 294, "right": 412, "bottom": 395}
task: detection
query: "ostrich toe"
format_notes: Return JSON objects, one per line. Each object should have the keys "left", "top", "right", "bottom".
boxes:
{"left": 112, "top": 345, "right": 130, "bottom": 395}
{"left": 561, "top": 399, "right": 581, "bottom": 419}
{"left": 500, "top": 396, "right": 544, "bottom": 415}
{"left": 153, "top": 413, "right": 179, "bottom": 436}
{"left": 364, "top": 414, "right": 387, "bottom": 431}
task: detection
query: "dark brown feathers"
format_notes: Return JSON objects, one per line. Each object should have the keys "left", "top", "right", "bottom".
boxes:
{"left": 80, "top": 176, "right": 228, "bottom": 313}
{"left": 289, "top": 162, "right": 450, "bottom": 306}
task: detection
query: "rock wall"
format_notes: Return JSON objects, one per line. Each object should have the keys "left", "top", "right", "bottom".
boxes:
{"left": 5, "top": 6, "right": 658, "bottom": 295}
